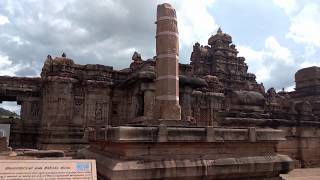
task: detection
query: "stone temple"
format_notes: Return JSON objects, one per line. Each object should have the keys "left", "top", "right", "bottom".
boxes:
{"left": 1, "top": 2, "right": 320, "bottom": 179}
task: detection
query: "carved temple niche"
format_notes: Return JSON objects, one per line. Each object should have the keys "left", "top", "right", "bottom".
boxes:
{"left": 85, "top": 86, "right": 111, "bottom": 127}
{"left": 180, "top": 86, "right": 193, "bottom": 122}
{"left": 73, "top": 96, "right": 84, "bottom": 125}
{"left": 191, "top": 92, "right": 223, "bottom": 126}
{"left": 17, "top": 96, "right": 41, "bottom": 125}
{"left": 112, "top": 82, "right": 155, "bottom": 125}
{"left": 94, "top": 101, "right": 109, "bottom": 125}
{"left": 141, "top": 83, "right": 155, "bottom": 121}
{"left": 127, "top": 85, "right": 141, "bottom": 121}
{"left": 110, "top": 98, "right": 120, "bottom": 125}
{"left": 135, "top": 92, "right": 144, "bottom": 117}
{"left": 72, "top": 85, "right": 85, "bottom": 126}
{"left": 192, "top": 92, "right": 210, "bottom": 126}
{"left": 110, "top": 89, "right": 128, "bottom": 125}
{"left": 31, "top": 102, "right": 40, "bottom": 118}
{"left": 41, "top": 81, "right": 73, "bottom": 127}
{"left": 118, "top": 83, "right": 144, "bottom": 123}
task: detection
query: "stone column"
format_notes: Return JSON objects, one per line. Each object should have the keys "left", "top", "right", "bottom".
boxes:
{"left": 155, "top": 3, "right": 181, "bottom": 120}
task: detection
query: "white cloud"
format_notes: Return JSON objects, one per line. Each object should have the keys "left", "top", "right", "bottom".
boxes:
{"left": 159, "top": 0, "right": 218, "bottom": 48}
{"left": 238, "top": 45, "right": 267, "bottom": 82}
{"left": 0, "top": 0, "right": 219, "bottom": 71}
{"left": 299, "top": 61, "right": 320, "bottom": 68}
{"left": 238, "top": 46, "right": 270, "bottom": 82}
{"left": 238, "top": 36, "right": 295, "bottom": 88}
{"left": 286, "top": 3, "right": 320, "bottom": 47}
{"left": 298, "top": 45, "right": 320, "bottom": 68}
{"left": 0, "top": 34, "right": 30, "bottom": 46}
{"left": 256, "top": 67, "right": 271, "bottom": 83}
{"left": 264, "top": 36, "right": 293, "bottom": 64}
{"left": 0, "top": 15, "right": 9, "bottom": 25}
{"left": 273, "top": 0, "right": 298, "bottom": 15}
{"left": 272, "top": 1, "right": 320, "bottom": 89}
{"left": 284, "top": 84, "right": 295, "bottom": 92}
{"left": 0, "top": 52, "right": 23, "bottom": 76}
{"left": 238, "top": 46, "right": 264, "bottom": 61}
{"left": 0, "top": 54, "right": 12, "bottom": 68}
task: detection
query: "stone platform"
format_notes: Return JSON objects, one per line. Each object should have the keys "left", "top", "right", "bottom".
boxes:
{"left": 78, "top": 126, "right": 294, "bottom": 180}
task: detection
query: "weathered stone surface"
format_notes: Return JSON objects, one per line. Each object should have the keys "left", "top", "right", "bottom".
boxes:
{"left": 0, "top": 137, "right": 8, "bottom": 152}
{"left": 80, "top": 147, "right": 292, "bottom": 180}
{"left": 17, "top": 150, "right": 65, "bottom": 158}
{"left": 155, "top": 3, "right": 181, "bottom": 122}
{"left": 94, "top": 126, "right": 285, "bottom": 143}
{"left": 79, "top": 125, "right": 294, "bottom": 180}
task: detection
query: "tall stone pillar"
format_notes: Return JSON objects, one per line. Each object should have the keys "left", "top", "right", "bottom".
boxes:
{"left": 155, "top": 3, "right": 181, "bottom": 121}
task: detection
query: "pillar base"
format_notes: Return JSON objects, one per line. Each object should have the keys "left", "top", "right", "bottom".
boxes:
{"left": 79, "top": 148, "right": 292, "bottom": 180}
{"left": 156, "top": 101, "right": 181, "bottom": 120}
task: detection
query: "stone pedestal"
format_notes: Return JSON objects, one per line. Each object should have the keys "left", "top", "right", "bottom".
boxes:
{"left": 78, "top": 126, "right": 294, "bottom": 180}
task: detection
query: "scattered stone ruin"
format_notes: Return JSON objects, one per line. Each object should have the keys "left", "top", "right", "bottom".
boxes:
{"left": 0, "top": 2, "right": 319, "bottom": 179}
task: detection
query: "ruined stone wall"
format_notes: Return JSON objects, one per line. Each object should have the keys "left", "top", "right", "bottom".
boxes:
{"left": 0, "top": 137, "right": 8, "bottom": 152}
{"left": 277, "top": 127, "right": 320, "bottom": 168}
{"left": 0, "top": 76, "right": 41, "bottom": 148}
{"left": 274, "top": 67, "right": 320, "bottom": 168}
{"left": 38, "top": 56, "right": 115, "bottom": 149}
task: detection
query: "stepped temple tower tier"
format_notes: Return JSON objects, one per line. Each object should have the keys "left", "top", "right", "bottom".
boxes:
{"left": 155, "top": 3, "right": 181, "bottom": 121}
{"left": 191, "top": 28, "right": 264, "bottom": 93}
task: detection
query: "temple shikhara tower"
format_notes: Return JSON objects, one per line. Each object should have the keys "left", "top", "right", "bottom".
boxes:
{"left": 191, "top": 27, "right": 262, "bottom": 92}
{"left": 3, "top": 2, "right": 320, "bottom": 180}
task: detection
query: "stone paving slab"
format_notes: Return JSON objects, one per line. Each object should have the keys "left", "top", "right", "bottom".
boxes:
{"left": 281, "top": 168, "right": 320, "bottom": 180}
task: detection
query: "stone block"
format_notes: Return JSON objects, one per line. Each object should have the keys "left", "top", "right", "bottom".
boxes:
{"left": 0, "top": 137, "right": 7, "bottom": 152}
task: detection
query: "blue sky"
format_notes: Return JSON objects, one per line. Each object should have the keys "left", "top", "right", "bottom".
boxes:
{"left": 0, "top": 0, "right": 319, "bottom": 113}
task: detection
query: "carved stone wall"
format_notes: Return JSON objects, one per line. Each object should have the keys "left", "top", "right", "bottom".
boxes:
{"left": 0, "top": 137, "right": 8, "bottom": 152}
{"left": 41, "top": 80, "right": 73, "bottom": 127}
{"left": 85, "top": 86, "right": 111, "bottom": 127}
{"left": 191, "top": 91, "right": 224, "bottom": 126}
